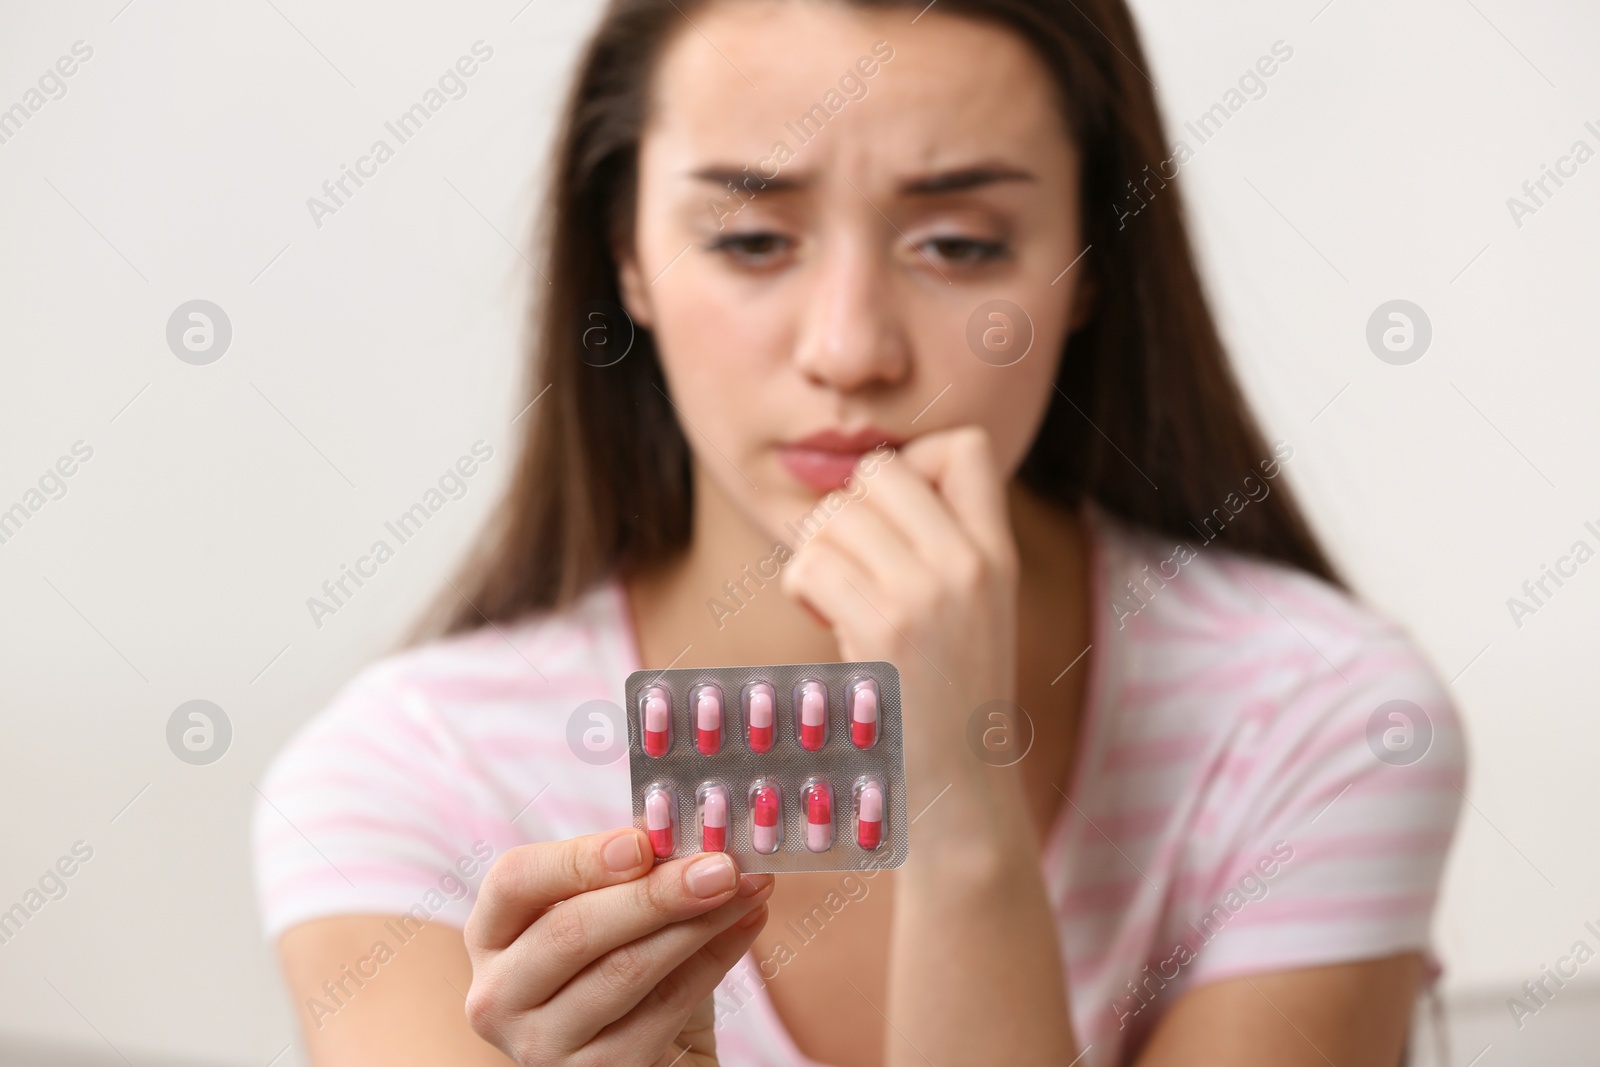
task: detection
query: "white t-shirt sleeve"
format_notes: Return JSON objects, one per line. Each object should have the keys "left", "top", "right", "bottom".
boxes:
{"left": 1184, "top": 629, "right": 1468, "bottom": 985}
{"left": 250, "top": 667, "right": 498, "bottom": 941}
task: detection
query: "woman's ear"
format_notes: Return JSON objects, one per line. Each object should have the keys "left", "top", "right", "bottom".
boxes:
{"left": 615, "top": 245, "right": 656, "bottom": 330}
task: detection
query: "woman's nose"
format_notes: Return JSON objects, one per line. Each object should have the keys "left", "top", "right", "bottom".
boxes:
{"left": 791, "top": 233, "right": 910, "bottom": 393}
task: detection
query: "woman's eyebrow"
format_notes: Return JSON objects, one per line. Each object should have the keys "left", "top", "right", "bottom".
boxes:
{"left": 899, "top": 164, "right": 1037, "bottom": 194}
{"left": 684, "top": 163, "right": 1037, "bottom": 195}
{"left": 688, "top": 165, "right": 806, "bottom": 192}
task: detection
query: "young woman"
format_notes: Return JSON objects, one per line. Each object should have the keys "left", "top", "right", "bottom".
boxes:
{"left": 253, "top": 1, "right": 1467, "bottom": 1064}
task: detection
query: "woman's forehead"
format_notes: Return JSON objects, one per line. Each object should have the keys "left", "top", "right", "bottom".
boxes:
{"left": 643, "top": 3, "right": 1072, "bottom": 177}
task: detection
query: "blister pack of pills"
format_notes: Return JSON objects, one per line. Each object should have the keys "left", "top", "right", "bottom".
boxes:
{"left": 625, "top": 661, "right": 909, "bottom": 873}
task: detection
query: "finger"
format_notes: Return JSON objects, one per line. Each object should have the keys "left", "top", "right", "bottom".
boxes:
{"left": 466, "top": 828, "right": 651, "bottom": 953}
{"left": 487, "top": 851, "right": 748, "bottom": 1008}
{"left": 548, "top": 877, "right": 775, "bottom": 1047}
{"left": 850, "top": 449, "right": 976, "bottom": 569}
{"left": 779, "top": 537, "right": 880, "bottom": 634}
{"left": 899, "top": 427, "right": 1015, "bottom": 567}
{"left": 810, "top": 488, "right": 931, "bottom": 598}
{"left": 587, "top": 902, "right": 770, "bottom": 1061}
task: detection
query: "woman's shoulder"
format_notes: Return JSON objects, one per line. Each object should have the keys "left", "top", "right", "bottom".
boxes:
{"left": 250, "top": 579, "right": 636, "bottom": 939}
{"left": 254, "top": 574, "right": 637, "bottom": 847}
{"left": 276, "top": 577, "right": 634, "bottom": 756}
{"left": 1076, "top": 506, "right": 1469, "bottom": 994}
{"left": 1086, "top": 503, "right": 1468, "bottom": 782}
{"left": 1092, "top": 503, "right": 1399, "bottom": 655}
{"left": 1092, "top": 504, "right": 1442, "bottom": 688}
{"left": 375, "top": 577, "right": 631, "bottom": 695}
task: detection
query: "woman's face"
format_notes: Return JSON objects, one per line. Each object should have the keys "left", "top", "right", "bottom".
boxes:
{"left": 618, "top": 0, "right": 1089, "bottom": 539}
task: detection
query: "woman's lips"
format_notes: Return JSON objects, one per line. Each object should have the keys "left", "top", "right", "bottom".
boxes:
{"left": 777, "top": 428, "right": 901, "bottom": 492}
{"left": 777, "top": 447, "right": 871, "bottom": 492}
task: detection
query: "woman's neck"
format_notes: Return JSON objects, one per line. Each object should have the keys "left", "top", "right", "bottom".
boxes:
{"left": 622, "top": 467, "right": 837, "bottom": 670}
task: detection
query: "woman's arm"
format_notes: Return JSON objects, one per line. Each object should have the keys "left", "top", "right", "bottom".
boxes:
{"left": 783, "top": 428, "right": 1078, "bottom": 1064}
{"left": 783, "top": 426, "right": 1435, "bottom": 1066}
{"left": 278, "top": 915, "right": 513, "bottom": 1065}
{"left": 885, "top": 754, "right": 1077, "bottom": 1065}
{"left": 275, "top": 831, "right": 774, "bottom": 1067}
{"left": 1134, "top": 952, "right": 1423, "bottom": 1066}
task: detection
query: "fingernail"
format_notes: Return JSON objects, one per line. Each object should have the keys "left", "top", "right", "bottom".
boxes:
{"left": 737, "top": 873, "right": 773, "bottom": 897}
{"left": 735, "top": 904, "right": 768, "bottom": 930}
{"left": 684, "top": 853, "right": 737, "bottom": 898}
{"left": 603, "top": 832, "right": 642, "bottom": 872}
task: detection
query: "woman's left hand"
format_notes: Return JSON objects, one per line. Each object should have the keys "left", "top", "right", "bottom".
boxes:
{"left": 778, "top": 425, "right": 1021, "bottom": 801}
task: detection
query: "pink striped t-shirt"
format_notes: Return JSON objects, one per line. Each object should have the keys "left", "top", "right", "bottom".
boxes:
{"left": 251, "top": 501, "right": 1466, "bottom": 1066}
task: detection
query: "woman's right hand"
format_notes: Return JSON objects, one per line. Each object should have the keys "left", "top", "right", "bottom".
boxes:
{"left": 463, "top": 827, "right": 774, "bottom": 1067}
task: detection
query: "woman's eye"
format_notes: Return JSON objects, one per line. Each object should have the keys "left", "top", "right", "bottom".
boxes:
{"left": 920, "top": 236, "right": 1009, "bottom": 266}
{"left": 707, "top": 232, "right": 792, "bottom": 265}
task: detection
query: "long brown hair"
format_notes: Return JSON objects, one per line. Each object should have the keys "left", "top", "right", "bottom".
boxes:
{"left": 428, "top": 0, "right": 1341, "bottom": 637}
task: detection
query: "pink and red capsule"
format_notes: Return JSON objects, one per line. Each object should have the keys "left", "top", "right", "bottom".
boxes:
{"left": 647, "top": 776, "right": 886, "bottom": 858}
{"left": 644, "top": 782, "right": 732, "bottom": 858}
{"left": 643, "top": 785, "right": 675, "bottom": 859}
{"left": 803, "top": 779, "right": 833, "bottom": 852}
{"left": 637, "top": 676, "right": 886, "bottom": 858}
{"left": 744, "top": 681, "right": 775, "bottom": 753}
{"left": 691, "top": 683, "right": 723, "bottom": 755}
{"left": 793, "top": 678, "right": 879, "bottom": 751}
{"left": 853, "top": 775, "right": 885, "bottom": 851}
{"left": 641, "top": 685, "right": 671, "bottom": 758}
{"left": 848, "top": 677, "right": 879, "bottom": 749}
{"left": 750, "top": 781, "right": 781, "bottom": 854}
{"left": 698, "top": 782, "right": 728, "bottom": 852}
{"left": 644, "top": 678, "right": 879, "bottom": 756}
{"left": 797, "top": 680, "right": 828, "bottom": 751}
{"left": 644, "top": 683, "right": 727, "bottom": 757}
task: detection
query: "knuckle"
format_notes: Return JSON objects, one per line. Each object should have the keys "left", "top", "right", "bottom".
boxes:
{"left": 651, "top": 965, "right": 696, "bottom": 1014}
{"left": 477, "top": 850, "right": 519, "bottom": 903}
{"left": 869, "top": 623, "right": 903, "bottom": 655}
{"left": 542, "top": 900, "right": 590, "bottom": 961}
{"left": 780, "top": 551, "right": 808, "bottom": 587}
{"left": 945, "top": 549, "right": 984, "bottom": 593}
{"left": 878, "top": 604, "right": 913, "bottom": 636}
{"left": 878, "top": 583, "right": 922, "bottom": 629}
{"left": 515, "top": 1019, "right": 564, "bottom": 1067}
{"left": 462, "top": 976, "right": 502, "bottom": 1037}
{"left": 559, "top": 839, "right": 589, "bottom": 889}
{"left": 461, "top": 911, "right": 487, "bottom": 955}
{"left": 639, "top": 866, "right": 681, "bottom": 920}
{"left": 597, "top": 940, "right": 653, "bottom": 994}
{"left": 466, "top": 849, "right": 531, "bottom": 950}
{"left": 957, "top": 424, "right": 991, "bottom": 455}
{"left": 807, "top": 525, "right": 838, "bottom": 557}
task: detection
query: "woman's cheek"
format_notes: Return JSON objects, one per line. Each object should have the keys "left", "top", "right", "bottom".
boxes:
{"left": 654, "top": 290, "right": 736, "bottom": 389}
{"left": 915, "top": 326, "right": 1061, "bottom": 477}
{"left": 652, "top": 294, "right": 791, "bottom": 493}
{"left": 990, "top": 364, "right": 1060, "bottom": 473}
